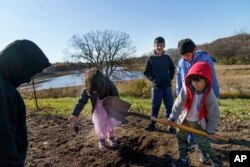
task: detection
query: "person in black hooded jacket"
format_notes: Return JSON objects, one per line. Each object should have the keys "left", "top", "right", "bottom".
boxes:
{"left": 0, "top": 40, "right": 51, "bottom": 167}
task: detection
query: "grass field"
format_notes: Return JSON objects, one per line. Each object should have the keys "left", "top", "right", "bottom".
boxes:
{"left": 24, "top": 95, "right": 250, "bottom": 121}
{"left": 215, "top": 64, "right": 250, "bottom": 97}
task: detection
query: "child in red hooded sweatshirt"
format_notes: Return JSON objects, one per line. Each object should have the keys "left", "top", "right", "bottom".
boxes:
{"left": 169, "top": 62, "right": 221, "bottom": 167}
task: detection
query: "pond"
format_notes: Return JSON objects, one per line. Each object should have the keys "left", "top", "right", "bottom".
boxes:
{"left": 19, "top": 71, "right": 143, "bottom": 90}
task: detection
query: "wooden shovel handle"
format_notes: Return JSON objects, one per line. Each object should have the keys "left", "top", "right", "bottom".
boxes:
{"left": 127, "top": 112, "right": 229, "bottom": 142}
{"left": 154, "top": 117, "right": 229, "bottom": 142}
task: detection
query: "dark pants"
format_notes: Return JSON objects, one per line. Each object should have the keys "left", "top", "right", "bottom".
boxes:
{"left": 177, "top": 120, "right": 218, "bottom": 161}
{"left": 151, "top": 86, "right": 173, "bottom": 120}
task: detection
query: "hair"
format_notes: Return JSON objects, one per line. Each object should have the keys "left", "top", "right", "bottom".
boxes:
{"left": 84, "top": 68, "right": 107, "bottom": 97}
{"left": 189, "top": 75, "right": 206, "bottom": 82}
{"left": 178, "top": 38, "right": 196, "bottom": 55}
{"left": 154, "top": 36, "right": 165, "bottom": 44}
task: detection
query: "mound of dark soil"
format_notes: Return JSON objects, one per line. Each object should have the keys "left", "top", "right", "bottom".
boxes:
{"left": 25, "top": 112, "right": 250, "bottom": 167}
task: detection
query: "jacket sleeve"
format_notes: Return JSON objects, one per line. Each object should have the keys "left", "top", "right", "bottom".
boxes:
{"left": 170, "top": 83, "right": 188, "bottom": 121}
{"left": 143, "top": 58, "right": 154, "bottom": 81}
{"left": 207, "top": 57, "right": 220, "bottom": 98}
{"left": 169, "top": 57, "right": 175, "bottom": 80}
{"left": 176, "top": 64, "right": 182, "bottom": 96}
{"left": 0, "top": 88, "right": 25, "bottom": 167}
{"left": 72, "top": 89, "right": 89, "bottom": 116}
{"left": 205, "top": 91, "right": 220, "bottom": 134}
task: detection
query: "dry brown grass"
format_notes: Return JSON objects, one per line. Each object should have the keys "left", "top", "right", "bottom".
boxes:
{"left": 215, "top": 64, "right": 250, "bottom": 98}
{"left": 19, "top": 86, "right": 83, "bottom": 99}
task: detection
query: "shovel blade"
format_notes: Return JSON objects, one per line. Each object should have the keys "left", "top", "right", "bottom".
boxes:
{"left": 103, "top": 96, "right": 131, "bottom": 123}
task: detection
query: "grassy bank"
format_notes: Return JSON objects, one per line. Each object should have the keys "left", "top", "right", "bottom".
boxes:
{"left": 24, "top": 96, "right": 250, "bottom": 120}
{"left": 19, "top": 64, "right": 250, "bottom": 99}
{"left": 22, "top": 64, "right": 250, "bottom": 121}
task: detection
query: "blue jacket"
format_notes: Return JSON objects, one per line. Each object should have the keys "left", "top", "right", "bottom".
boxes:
{"left": 176, "top": 50, "right": 220, "bottom": 97}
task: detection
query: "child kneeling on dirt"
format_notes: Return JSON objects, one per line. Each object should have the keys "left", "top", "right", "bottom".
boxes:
{"left": 169, "top": 62, "right": 222, "bottom": 167}
{"left": 68, "top": 68, "right": 119, "bottom": 150}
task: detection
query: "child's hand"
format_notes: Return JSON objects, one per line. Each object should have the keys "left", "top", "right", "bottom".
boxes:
{"left": 68, "top": 115, "right": 77, "bottom": 123}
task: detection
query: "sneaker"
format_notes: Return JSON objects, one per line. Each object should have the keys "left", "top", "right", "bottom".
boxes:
{"left": 145, "top": 122, "right": 155, "bottom": 131}
{"left": 211, "top": 160, "right": 222, "bottom": 167}
{"left": 187, "top": 133, "right": 195, "bottom": 143}
{"left": 108, "top": 137, "right": 117, "bottom": 147}
{"left": 168, "top": 126, "right": 176, "bottom": 134}
{"left": 171, "top": 158, "right": 190, "bottom": 167}
{"left": 200, "top": 153, "right": 210, "bottom": 164}
{"left": 187, "top": 140, "right": 196, "bottom": 151}
{"left": 98, "top": 139, "right": 106, "bottom": 150}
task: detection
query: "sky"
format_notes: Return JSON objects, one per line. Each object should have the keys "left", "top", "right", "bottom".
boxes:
{"left": 1, "top": 0, "right": 250, "bottom": 63}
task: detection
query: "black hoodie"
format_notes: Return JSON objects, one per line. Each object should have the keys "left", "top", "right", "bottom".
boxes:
{"left": 144, "top": 52, "right": 175, "bottom": 88}
{"left": 0, "top": 40, "right": 50, "bottom": 167}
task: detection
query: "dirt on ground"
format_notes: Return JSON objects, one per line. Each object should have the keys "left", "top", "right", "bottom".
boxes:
{"left": 25, "top": 112, "right": 250, "bottom": 167}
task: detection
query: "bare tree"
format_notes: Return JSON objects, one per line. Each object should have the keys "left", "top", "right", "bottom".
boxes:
{"left": 69, "top": 30, "right": 136, "bottom": 77}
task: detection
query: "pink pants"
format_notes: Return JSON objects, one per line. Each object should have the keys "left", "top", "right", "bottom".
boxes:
{"left": 92, "top": 99, "right": 117, "bottom": 140}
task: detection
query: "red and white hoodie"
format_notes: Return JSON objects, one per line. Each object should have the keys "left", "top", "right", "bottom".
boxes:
{"left": 170, "top": 62, "right": 220, "bottom": 134}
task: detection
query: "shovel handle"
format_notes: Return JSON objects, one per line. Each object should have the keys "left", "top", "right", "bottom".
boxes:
{"left": 154, "top": 118, "right": 229, "bottom": 142}
{"left": 127, "top": 112, "right": 229, "bottom": 142}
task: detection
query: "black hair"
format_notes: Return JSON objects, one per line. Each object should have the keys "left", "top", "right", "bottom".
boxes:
{"left": 154, "top": 36, "right": 165, "bottom": 44}
{"left": 178, "top": 38, "right": 196, "bottom": 55}
{"left": 84, "top": 68, "right": 107, "bottom": 98}
{"left": 189, "top": 75, "right": 206, "bottom": 81}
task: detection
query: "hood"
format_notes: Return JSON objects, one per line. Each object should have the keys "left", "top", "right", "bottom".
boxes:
{"left": 184, "top": 62, "right": 212, "bottom": 120}
{"left": 185, "top": 61, "right": 212, "bottom": 86}
{"left": 0, "top": 39, "right": 51, "bottom": 87}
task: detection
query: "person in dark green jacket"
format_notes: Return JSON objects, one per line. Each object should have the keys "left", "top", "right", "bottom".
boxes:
{"left": 0, "top": 40, "right": 51, "bottom": 167}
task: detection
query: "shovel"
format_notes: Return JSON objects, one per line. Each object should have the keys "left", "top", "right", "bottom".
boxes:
{"left": 103, "top": 96, "right": 250, "bottom": 147}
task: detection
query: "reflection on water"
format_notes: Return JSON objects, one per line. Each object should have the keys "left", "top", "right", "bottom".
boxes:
{"left": 20, "top": 71, "right": 143, "bottom": 90}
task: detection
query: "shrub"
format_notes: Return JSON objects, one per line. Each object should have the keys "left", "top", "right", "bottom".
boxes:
{"left": 117, "top": 79, "right": 151, "bottom": 98}
{"left": 220, "top": 89, "right": 250, "bottom": 99}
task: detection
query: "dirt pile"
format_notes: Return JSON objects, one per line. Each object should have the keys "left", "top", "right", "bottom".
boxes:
{"left": 26, "top": 112, "right": 250, "bottom": 167}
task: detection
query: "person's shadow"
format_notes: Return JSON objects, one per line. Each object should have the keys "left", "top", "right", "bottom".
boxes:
{"left": 229, "top": 138, "right": 250, "bottom": 148}
{"left": 212, "top": 138, "right": 250, "bottom": 148}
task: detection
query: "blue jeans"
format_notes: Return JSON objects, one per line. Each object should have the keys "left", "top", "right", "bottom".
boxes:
{"left": 151, "top": 86, "right": 173, "bottom": 119}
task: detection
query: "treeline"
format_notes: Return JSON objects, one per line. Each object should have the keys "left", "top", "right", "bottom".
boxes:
{"left": 45, "top": 62, "right": 90, "bottom": 73}
{"left": 128, "top": 33, "right": 250, "bottom": 66}
{"left": 167, "top": 34, "right": 250, "bottom": 65}
{"left": 198, "top": 34, "right": 250, "bottom": 64}
{"left": 48, "top": 34, "right": 250, "bottom": 72}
